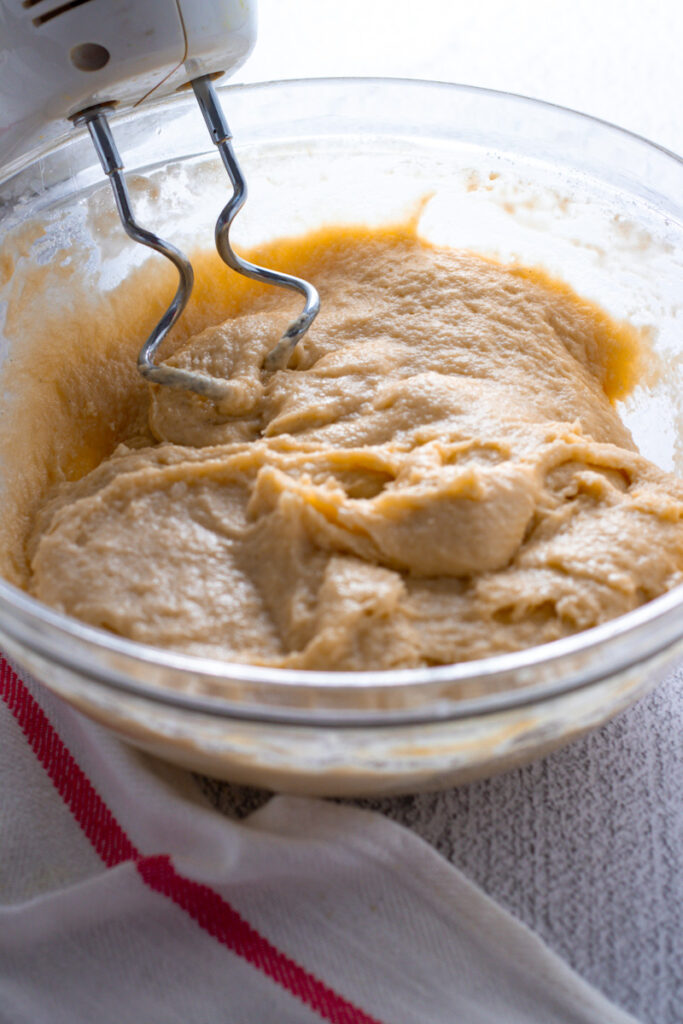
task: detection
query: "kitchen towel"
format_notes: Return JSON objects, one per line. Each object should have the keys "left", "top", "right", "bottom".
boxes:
{"left": 0, "top": 655, "right": 642, "bottom": 1024}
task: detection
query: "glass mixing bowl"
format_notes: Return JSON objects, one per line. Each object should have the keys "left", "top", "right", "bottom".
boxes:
{"left": 1, "top": 79, "right": 682, "bottom": 796}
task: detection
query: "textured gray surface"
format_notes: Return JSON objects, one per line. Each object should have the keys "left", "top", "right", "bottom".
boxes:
{"left": 196, "top": 666, "right": 683, "bottom": 1024}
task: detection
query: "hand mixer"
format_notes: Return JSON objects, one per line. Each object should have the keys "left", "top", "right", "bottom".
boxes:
{"left": 0, "top": 0, "right": 319, "bottom": 402}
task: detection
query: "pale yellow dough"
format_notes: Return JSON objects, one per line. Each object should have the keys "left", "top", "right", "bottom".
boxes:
{"left": 28, "top": 227, "right": 683, "bottom": 669}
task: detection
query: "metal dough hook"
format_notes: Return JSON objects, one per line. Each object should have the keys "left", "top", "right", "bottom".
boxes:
{"left": 75, "top": 81, "right": 319, "bottom": 402}
{"left": 192, "top": 75, "right": 320, "bottom": 373}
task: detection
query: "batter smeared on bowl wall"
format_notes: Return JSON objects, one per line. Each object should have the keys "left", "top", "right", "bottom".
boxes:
{"left": 25, "top": 224, "right": 683, "bottom": 669}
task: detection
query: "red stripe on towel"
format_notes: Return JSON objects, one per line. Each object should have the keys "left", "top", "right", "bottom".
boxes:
{"left": 0, "top": 657, "right": 382, "bottom": 1024}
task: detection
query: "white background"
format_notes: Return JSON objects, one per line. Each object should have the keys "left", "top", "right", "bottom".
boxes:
{"left": 237, "top": 0, "right": 683, "bottom": 156}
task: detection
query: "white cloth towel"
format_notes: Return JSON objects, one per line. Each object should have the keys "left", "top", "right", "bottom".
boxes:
{"left": 0, "top": 655, "right": 641, "bottom": 1024}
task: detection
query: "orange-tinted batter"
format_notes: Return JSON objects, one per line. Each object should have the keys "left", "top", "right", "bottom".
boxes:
{"left": 15, "top": 225, "right": 683, "bottom": 668}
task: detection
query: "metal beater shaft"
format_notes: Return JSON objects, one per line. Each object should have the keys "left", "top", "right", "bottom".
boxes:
{"left": 191, "top": 75, "right": 319, "bottom": 371}
{"left": 75, "top": 106, "right": 231, "bottom": 401}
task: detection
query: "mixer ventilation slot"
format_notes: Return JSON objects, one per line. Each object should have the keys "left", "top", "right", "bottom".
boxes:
{"left": 23, "top": 0, "right": 96, "bottom": 27}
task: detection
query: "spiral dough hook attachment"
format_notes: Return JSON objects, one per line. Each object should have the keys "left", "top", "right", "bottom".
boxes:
{"left": 73, "top": 106, "right": 234, "bottom": 403}
{"left": 191, "top": 75, "right": 320, "bottom": 372}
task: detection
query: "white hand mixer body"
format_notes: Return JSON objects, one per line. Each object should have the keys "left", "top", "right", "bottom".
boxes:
{"left": 0, "top": 0, "right": 319, "bottom": 399}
